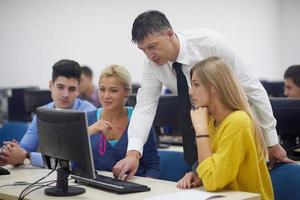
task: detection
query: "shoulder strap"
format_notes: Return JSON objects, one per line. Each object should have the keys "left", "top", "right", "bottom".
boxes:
{"left": 96, "top": 108, "right": 104, "bottom": 120}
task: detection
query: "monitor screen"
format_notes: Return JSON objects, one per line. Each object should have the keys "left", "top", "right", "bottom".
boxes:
{"left": 270, "top": 97, "right": 300, "bottom": 136}
{"left": 127, "top": 94, "right": 180, "bottom": 135}
{"left": 24, "top": 89, "right": 52, "bottom": 117}
{"left": 7, "top": 87, "right": 38, "bottom": 121}
{"left": 261, "top": 81, "right": 285, "bottom": 97}
{"left": 36, "top": 107, "right": 96, "bottom": 179}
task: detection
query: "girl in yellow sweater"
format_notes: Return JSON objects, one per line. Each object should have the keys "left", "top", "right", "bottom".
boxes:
{"left": 176, "top": 57, "right": 274, "bottom": 200}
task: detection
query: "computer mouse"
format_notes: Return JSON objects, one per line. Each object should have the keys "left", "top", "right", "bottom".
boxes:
{"left": 0, "top": 166, "right": 10, "bottom": 175}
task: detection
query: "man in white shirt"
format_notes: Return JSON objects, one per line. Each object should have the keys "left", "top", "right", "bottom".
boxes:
{"left": 112, "top": 10, "right": 293, "bottom": 180}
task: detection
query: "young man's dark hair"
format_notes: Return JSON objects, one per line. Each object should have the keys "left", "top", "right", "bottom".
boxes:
{"left": 52, "top": 59, "right": 81, "bottom": 82}
{"left": 131, "top": 10, "right": 173, "bottom": 44}
{"left": 284, "top": 65, "right": 300, "bottom": 87}
{"left": 81, "top": 66, "right": 93, "bottom": 78}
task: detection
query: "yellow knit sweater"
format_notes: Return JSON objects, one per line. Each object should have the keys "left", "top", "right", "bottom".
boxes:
{"left": 196, "top": 111, "right": 274, "bottom": 200}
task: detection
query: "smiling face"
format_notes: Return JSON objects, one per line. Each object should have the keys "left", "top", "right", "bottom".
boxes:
{"left": 189, "top": 72, "right": 211, "bottom": 109}
{"left": 137, "top": 30, "right": 178, "bottom": 66}
{"left": 98, "top": 76, "right": 129, "bottom": 110}
{"left": 50, "top": 76, "right": 79, "bottom": 109}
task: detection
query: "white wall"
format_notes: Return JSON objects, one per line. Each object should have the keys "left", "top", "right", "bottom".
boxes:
{"left": 0, "top": 0, "right": 291, "bottom": 89}
{"left": 279, "top": 0, "right": 300, "bottom": 74}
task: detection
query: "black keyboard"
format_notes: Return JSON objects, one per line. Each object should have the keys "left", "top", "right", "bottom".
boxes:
{"left": 0, "top": 166, "right": 10, "bottom": 175}
{"left": 72, "top": 174, "right": 151, "bottom": 194}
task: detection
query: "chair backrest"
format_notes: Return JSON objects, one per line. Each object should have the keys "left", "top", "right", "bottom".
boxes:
{"left": 0, "top": 121, "right": 29, "bottom": 144}
{"left": 158, "top": 150, "right": 191, "bottom": 182}
{"left": 270, "top": 163, "right": 300, "bottom": 200}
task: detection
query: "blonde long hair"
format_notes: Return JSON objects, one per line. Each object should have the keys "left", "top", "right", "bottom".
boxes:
{"left": 190, "top": 57, "right": 267, "bottom": 160}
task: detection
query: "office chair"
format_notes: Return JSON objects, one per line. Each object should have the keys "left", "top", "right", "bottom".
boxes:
{"left": 0, "top": 121, "right": 29, "bottom": 144}
{"left": 158, "top": 150, "right": 191, "bottom": 182}
{"left": 269, "top": 98, "right": 300, "bottom": 159}
{"left": 270, "top": 163, "right": 300, "bottom": 200}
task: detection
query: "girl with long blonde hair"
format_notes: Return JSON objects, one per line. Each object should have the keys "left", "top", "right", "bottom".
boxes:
{"left": 177, "top": 57, "right": 274, "bottom": 200}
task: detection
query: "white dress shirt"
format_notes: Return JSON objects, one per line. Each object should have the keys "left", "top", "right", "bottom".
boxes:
{"left": 127, "top": 29, "right": 278, "bottom": 155}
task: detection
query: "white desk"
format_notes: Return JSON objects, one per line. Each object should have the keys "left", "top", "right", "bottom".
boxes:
{"left": 159, "top": 145, "right": 183, "bottom": 152}
{"left": 0, "top": 165, "right": 260, "bottom": 200}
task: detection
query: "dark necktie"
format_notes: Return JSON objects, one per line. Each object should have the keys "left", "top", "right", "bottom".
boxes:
{"left": 172, "top": 62, "right": 197, "bottom": 164}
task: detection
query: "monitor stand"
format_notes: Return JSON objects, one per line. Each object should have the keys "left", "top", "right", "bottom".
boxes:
{"left": 44, "top": 161, "right": 85, "bottom": 196}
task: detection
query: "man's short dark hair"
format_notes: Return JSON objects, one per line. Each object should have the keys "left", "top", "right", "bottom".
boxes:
{"left": 52, "top": 59, "right": 81, "bottom": 83}
{"left": 131, "top": 10, "right": 173, "bottom": 44}
{"left": 284, "top": 65, "right": 300, "bottom": 87}
{"left": 81, "top": 66, "right": 93, "bottom": 77}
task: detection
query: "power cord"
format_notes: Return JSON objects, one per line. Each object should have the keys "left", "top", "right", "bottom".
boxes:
{"left": 18, "top": 159, "right": 58, "bottom": 200}
{"left": 20, "top": 177, "right": 78, "bottom": 199}
{"left": 20, "top": 180, "right": 57, "bottom": 199}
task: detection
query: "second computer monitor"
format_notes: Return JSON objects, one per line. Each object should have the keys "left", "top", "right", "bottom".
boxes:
{"left": 127, "top": 94, "right": 180, "bottom": 135}
{"left": 270, "top": 97, "right": 300, "bottom": 136}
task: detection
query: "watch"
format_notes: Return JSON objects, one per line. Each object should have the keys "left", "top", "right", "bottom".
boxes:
{"left": 25, "top": 151, "right": 31, "bottom": 159}
{"left": 24, "top": 152, "right": 31, "bottom": 165}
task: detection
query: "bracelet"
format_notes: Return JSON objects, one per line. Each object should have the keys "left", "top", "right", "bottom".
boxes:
{"left": 196, "top": 134, "right": 209, "bottom": 138}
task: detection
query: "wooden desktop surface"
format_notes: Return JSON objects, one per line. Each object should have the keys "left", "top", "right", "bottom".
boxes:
{"left": 0, "top": 165, "right": 260, "bottom": 200}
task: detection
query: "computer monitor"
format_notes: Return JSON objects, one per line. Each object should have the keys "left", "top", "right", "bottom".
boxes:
{"left": 270, "top": 97, "right": 300, "bottom": 153}
{"left": 24, "top": 89, "right": 52, "bottom": 119}
{"left": 261, "top": 80, "right": 285, "bottom": 97}
{"left": 270, "top": 97, "right": 300, "bottom": 136}
{"left": 7, "top": 87, "right": 38, "bottom": 121}
{"left": 153, "top": 95, "right": 180, "bottom": 134}
{"left": 127, "top": 94, "right": 181, "bottom": 148}
{"left": 36, "top": 107, "right": 96, "bottom": 196}
{"left": 131, "top": 83, "right": 141, "bottom": 94}
{"left": 127, "top": 94, "right": 180, "bottom": 135}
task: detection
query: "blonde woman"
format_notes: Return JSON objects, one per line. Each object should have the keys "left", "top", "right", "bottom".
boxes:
{"left": 87, "top": 65, "right": 159, "bottom": 179}
{"left": 177, "top": 57, "right": 274, "bottom": 200}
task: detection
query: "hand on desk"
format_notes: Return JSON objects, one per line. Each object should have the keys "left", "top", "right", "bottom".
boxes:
{"left": 112, "top": 150, "right": 140, "bottom": 180}
{"left": 177, "top": 171, "right": 202, "bottom": 189}
{"left": 0, "top": 140, "right": 26, "bottom": 166}
{"left": 267, "top": 144, "right": 296, "bottom": 169}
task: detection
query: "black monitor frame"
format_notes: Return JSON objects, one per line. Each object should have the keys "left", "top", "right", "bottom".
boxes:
{"left": 270, "top": 97, "right": 300, "bottom": 136}
{"left": 270, "top": 97, "right": 300, "bottom": 153}
{"left": 36, "top": 107, "right": 96, "bottom": 196}
{"left": 261, "top": 80, "right": 285, "bottom": 97}
{"left": 127, "top": 94, "right": 180, "bottom": 135}
{"left": 7, "top": 87, "right": 38, "bottom": 121}
{"left": 24, "top": 89, "right": 52, "bottom": 119}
